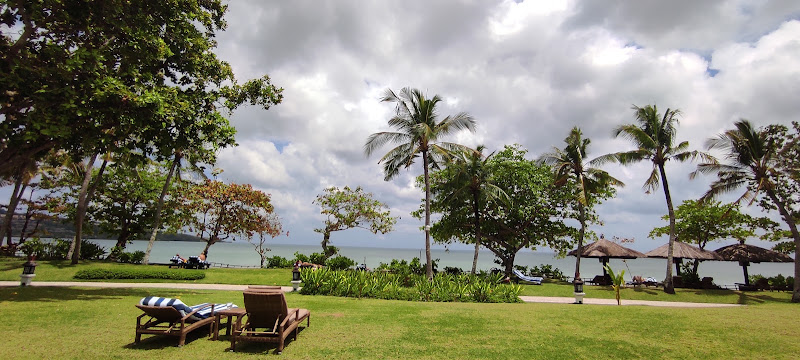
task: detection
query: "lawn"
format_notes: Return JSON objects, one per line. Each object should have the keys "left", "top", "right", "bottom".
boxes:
{"left": 1, "top": 285, "right": 798, "bottom": 360}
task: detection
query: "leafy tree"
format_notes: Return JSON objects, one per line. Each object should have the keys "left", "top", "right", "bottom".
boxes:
{"left": 313, "top": 186, "right": 397, "bottom": 259}
{"left": 539, "top": 127, "right": 622, "bottom": 282}
{"left": 90, "top": 162, "right": 182, "bottom": 255}
{"left": 438, "top": 146, "right": 508, "bottom": 275}
{"left": 610, "top": 105, "right": 711, "bottom": 294}
{"left": 180, "top": 180, "right": 281, "bottom": 257}
{"left": 429, "top": 145, "right": 575, "bottom": 276}
{"left": 694, "top": 119, "right": 800, "bottom": 302}
{"left": 247, "top": 213, "right": 284, "bottom": 268}
{"left": 364, "top": 87, "right": 476, "bottom": 279}
{"left": 649, "top": 199, "right": 776, "bottom": 277}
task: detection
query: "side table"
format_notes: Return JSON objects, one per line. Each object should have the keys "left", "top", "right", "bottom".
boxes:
{"left": 213, "top": 307, "right": 247, "bottom": 340}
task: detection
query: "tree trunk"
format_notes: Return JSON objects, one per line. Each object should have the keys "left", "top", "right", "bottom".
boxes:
{"left": 2, "top": 177, "right": 25, "bottom": 246}
{"left": 143, "top": 153, "right": 181, "bottom": 265}
{"left": 765, "top": 189, "right": 800, "bottom": 302}
{"left": 658, "top": 164, "right": 676, "bottom": 294}
{"left": 321, "top": 231, "right": 335, "bottom": 258}
{"left": 575, "top": 203, "right": 586, "bottom": 281}
{"left": 69, "top": 153, "right": 99, "bottom": 264}
{"left": 470, "top": 188, "right": 480, "bottom": 275}
{"left": 422, "top": 151, "right": 433, "bottom": 280}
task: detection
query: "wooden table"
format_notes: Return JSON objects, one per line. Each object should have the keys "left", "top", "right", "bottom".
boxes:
{"left": 213, "top": 308, "right": 247, "bottom": 340}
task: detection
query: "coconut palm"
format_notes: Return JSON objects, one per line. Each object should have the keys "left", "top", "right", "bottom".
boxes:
{"left": 539, "top": 127, "right": 624, "bottom": 283}
{"left": 440, "top": 145, "right": 507, "bottom": 275}
{"left": 364, "top": 87, "right": 476, "bottom": 279}
{"left": 609, "top": 105, "right": 710, "bottom": 294}
{"left": 693, "top": 119, "right": 800, "bottom": 302}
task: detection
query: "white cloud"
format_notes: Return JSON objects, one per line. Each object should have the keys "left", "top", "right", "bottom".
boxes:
{"left": 196, "top": 0, "right": 800, "bottom": 253}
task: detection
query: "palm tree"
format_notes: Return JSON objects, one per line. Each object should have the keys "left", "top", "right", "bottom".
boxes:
{"left": 364, "top": 87, "right": 476, "bottom": 279}
{"left": 610, "top": 105, "right": 710, "bottom": 294}
{"left": 539, "top": 127, "right": 624, "bottom": 283}
{"left": 440, "top": 145, "right": 507, "bottom": 274}
{"left": 693, "top": 119, "right": 800, "bottom": 302}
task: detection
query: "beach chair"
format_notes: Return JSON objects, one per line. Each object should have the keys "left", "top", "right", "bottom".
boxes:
{"left": 512, "top": 269, "right": 543, "bottom": 285}
{"left": 134, "top": 297, "right": 222, "bottom": 346}
{"left": 247, "top": 285, "right": 284, "bottom": 292}
{"left": 231, "top": 291, "right": 310, "bottom": 354}
{"left": 184, "top": 256, "right": 210, "bottom": 269}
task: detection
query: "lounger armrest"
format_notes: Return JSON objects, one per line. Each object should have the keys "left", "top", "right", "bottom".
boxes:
{"left": 181, "top": 303, "right": 214, "bottom": 322}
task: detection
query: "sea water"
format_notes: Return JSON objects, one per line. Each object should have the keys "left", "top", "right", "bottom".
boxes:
{"left": 91, "top": 239, "right": 795, "bottom": 287}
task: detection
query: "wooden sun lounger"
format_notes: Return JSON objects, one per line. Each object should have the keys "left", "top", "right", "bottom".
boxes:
{"left": 135, "top": 304, "right": 216, "bottom": 347}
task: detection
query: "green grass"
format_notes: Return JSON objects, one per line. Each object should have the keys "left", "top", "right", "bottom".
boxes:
{"left": 0, "top": 257, "right": 291, "bottom": 285}
{"left": 1, "top": 286, "right": 798, "bottom": 359}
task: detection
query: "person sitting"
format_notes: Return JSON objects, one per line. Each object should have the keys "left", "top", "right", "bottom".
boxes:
{"left": 170, "top": 254, "right": 186, "bottom": 268}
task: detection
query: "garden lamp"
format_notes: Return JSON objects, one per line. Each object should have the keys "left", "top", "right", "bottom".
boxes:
{"left": 20, "top": 257, "right": 38, "bottom": 286}
{"left": 291, "top": 265, "right": 301, "bottom": 291}
{"left": 573, "top": 277, "right": 584, "bottom": 304}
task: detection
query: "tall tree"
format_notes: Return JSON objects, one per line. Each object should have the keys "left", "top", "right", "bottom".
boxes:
{"left": 539, "top": 127, "right": 622, "bottom": 283}
{"left": 649, "top": 199, "right": 775, "bottom": 277}
{"left": 429, "top": 145, "right": 575, "bottom": 276}
{"left": 610, "top": 105, "right": 710, "bottom": 294}
{"left": 425, "top": 146, "right": 507, "bottom": 274}
{"left": 313, "top": 186, "right": 397, "bottom": 258}
{"left": 694, "top": 119, "right": 800, "bottom": 302}
{"left": 180, "top": 180, "right": 281, "bottom": 257}
{"left": 364, "top": 87, "right": 476, "bottom": 279}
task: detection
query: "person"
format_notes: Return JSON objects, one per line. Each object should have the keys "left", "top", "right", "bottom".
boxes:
{"left": 172, "top": 254, "right": 186, "bottom": 263}
{"left": 198, "top": 252, "right": 206, "bottom": 262}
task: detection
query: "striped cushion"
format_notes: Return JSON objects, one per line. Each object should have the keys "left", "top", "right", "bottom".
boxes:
{"left": 139, "top": 297, "right": 237, "bottom": 321}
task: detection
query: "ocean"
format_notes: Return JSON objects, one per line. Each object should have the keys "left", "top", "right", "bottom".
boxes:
{"left": 92, "top": 239, "right": 796, "bottom": 287}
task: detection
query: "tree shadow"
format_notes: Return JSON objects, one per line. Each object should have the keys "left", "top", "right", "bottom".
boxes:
{"left": 0, "top": 286, "right": 153, "bottom": 302}
{"left": 227, "top": 326, "right": 308, "bottom": 355}
{"left": 123, "top": 327, "right": 215, "bottom": 350}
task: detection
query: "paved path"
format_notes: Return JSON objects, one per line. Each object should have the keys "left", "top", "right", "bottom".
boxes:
{"left": 1, "top": 281, "right": 740, "bottom": 308}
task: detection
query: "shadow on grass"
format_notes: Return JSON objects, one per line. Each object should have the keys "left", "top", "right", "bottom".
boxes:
{"left": 123, "top": 326, "right": 215, "bottom": 350}
{"left": 226, "top": 327, "right": 308, "bottom": 355}
{"left": 0, "top": 286, "right": 153, "bottom": 302}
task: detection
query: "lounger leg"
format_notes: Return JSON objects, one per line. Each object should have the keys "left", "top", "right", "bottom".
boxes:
{"left": 135, "top": 332, "right": 141, "bottom": 344}
{"left": 178, "top": 334, "right": 186, "bottom": 347}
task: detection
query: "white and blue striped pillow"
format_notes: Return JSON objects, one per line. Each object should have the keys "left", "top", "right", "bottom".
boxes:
{"left": 139, "top": 297, "right": 237, "bottom": 321}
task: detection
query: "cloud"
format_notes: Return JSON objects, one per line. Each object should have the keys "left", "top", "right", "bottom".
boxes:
{"left": 203, "top": 0, "right": 800, "bottom": 253}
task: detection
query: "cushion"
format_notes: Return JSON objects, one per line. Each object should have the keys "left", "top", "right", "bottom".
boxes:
{"left": 140, "top": 297, "right": 238, "bottom": 321}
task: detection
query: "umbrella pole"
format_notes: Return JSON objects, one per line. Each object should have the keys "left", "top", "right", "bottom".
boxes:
{"left": 740, "top": 261, "right": 750, "bottom": 285}
{"left": 674, "top": 258, "right": 682, "bottom": 276}
{"left": 602, "top": 258, "right": 608, "bottom": 276}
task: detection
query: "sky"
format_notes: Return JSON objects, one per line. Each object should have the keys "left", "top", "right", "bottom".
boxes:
{"left": 203, "top": 0, "right": 800, "bottom": 253}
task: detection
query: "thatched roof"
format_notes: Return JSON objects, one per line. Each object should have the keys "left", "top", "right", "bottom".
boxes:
{"left": 714, "top": 243, "right": 793, "bottom": 263}
{"left": 645, "top": 241, "right": 723, "bottom": 260}
{"left": 568, "top": 238, "right": 645, "bottom": 259}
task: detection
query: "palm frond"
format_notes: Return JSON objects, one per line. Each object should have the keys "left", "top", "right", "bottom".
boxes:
{"left": 364, "top": 131, "right": 412, "bottom": 157}
{"left": 643, "top": 167, "right": 661, "bottom": 193}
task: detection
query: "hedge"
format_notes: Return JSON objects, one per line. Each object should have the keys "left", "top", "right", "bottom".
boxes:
{"left": 73, "top": 268, "right": 206, "bottom": 280}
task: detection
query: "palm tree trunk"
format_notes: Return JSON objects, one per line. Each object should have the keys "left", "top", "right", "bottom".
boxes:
{"left": 1, "top": 177, "right": 25, "bottom": 246}
{"left": 658, "top": 164, "right": 676, "bottom": 294}
{"left": 143, "top": 152, "right": 181, "bottom": 265}
{"left": 765, "top": 189, "right": 800, "bottom": 302}
{"left": 471, "top": 189, "right": 480, "bottom": 275}
{"left": 575, "top": 203, "right": 586, "bottom": 281}
{"left": 423, "top": 151, "right": 433, "bottom": 280}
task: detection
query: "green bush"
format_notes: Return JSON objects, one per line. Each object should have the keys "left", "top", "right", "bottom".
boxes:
{"left": 18, "top": 238, "right": 105, "bottom": 260}
{"left": 309, "top": 252, "right": 327, "bottom": 265}
{"left": 325, "top": 255, "right": 355, "bottom": 270}
{"left": 375, "top": 257, "right": 438, "bottom": 276}
{"left": 299, "top": 268, "right": 521, "bottom": 303}
{"left": 266, "top": 255, "right": 292, "bottom": 268}
{"left": 293, "top": 251, "right": 309, "bottom": 263}
{"left": 74, "top": 268, "right": 205, "bottom": 280}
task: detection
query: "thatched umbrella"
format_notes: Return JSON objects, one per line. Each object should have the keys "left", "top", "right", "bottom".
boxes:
{"left": 645, "top": 241, "right": 723, "bottom": 275}
{"left": 568, "top": 237, "right": 645, "bottom": 276}
{"left": 714, "top": 243, "right": 793, "bottom": 285}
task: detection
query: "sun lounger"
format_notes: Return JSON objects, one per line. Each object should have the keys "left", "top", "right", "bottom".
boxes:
{"left": 134, "top": 297, "right": 236, "bottom": 346}
{"left": 184, "top": 256, "right": 210, "bottom": 269}
{"left": 512, "top": 269, "right": 543, "bottom": 285}
{"left": 231, "top": 291, "right": 310, "bottom": 354}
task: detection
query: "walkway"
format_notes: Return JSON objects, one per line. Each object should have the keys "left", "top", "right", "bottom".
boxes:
{"left": 0, "top": 281, "right": 740, "bottom": 308}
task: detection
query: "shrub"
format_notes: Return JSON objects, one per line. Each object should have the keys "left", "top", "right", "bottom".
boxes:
{"left": 266, "top": 255, "right": 292, "bottom": 268}
{"left": 293, "top": 251, "right": 309, "bottom": 263}
{"left": 299, "top": 268, "right": 521, "bottom": 303}
{"left": 325, "top": 255, "right": 355, "bottom": 270}
{"left": 309, "top": 252, "right": 327, "bottom": 266}
{"left": 443, "top": 266, "right": 463, "bottom": 275}
{"left": 80, "top": 240, "right": 107, "bottom": 260}
{"left": 74, "top": 268, "right": 205, "bottom": 280}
